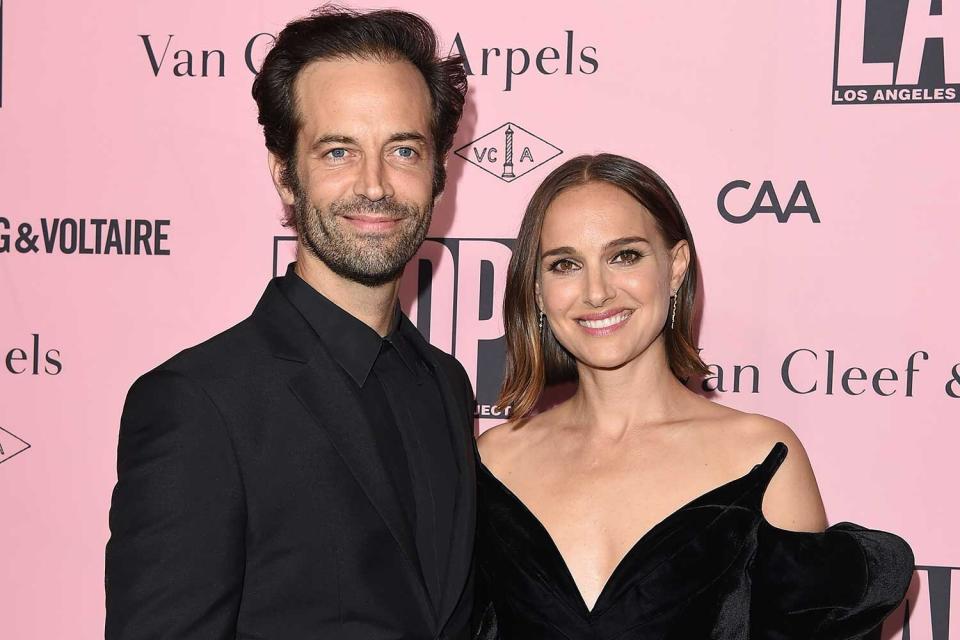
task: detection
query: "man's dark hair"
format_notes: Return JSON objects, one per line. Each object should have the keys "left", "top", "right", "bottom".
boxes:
{"left": 252, "top": 6, "right": 467, "bottom": 216}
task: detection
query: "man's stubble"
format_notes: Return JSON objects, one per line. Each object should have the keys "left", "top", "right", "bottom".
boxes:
{"left": 290, "top": 175, "right": 433, "bottom": 288}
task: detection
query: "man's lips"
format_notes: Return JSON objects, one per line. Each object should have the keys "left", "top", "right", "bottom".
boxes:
{"left": 341, "top": 215, "right": 404, "bottom": 232}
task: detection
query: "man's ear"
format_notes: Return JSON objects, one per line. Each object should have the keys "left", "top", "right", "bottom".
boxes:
{"left": 432, "top": 158, "right": 448, "bottom": 206}
{"left": 268, "top": 152, "right": 296, "bottom": 206}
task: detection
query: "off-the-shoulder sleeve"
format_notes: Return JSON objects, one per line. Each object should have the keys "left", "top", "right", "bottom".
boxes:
{"left": 751, "top": 521, "right": 914, "bottom": 640}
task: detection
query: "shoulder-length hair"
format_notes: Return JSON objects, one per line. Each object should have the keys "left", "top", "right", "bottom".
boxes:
{"left": 498, "top": 153, "right": 708, "bottom": 420}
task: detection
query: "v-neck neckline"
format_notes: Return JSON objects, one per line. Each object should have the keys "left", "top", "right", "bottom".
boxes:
{"left": 478, "top": 442, "right": 785, "bottom": 618}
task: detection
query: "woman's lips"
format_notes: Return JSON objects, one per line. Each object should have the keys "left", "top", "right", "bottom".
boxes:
{"left": 575, "top": 309, "right": 633, "bottom": 336}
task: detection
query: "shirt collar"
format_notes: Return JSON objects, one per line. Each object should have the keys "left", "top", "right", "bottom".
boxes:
{"left": 385, "top": 323, "right": 427, "bottom": 383}
{"left": 278, "top": 262, "right": 422, "bottom": 385}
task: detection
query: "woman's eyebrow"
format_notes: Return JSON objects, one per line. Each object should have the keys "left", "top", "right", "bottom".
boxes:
{"left": 540, "top": 246, "right": 576, "bottom": 260}
{"left": 604, "top": 236, "right": 649, "bottom": 249}
{"left": 541, "top": 236, "right": 650, "bottom": 259}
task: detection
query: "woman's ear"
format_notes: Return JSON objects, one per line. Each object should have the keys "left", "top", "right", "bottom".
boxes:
{"left": 670, "top": 240, "right": 691, "bottom": 292}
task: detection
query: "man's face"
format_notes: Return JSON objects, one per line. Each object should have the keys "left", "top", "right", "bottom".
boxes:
{"left": 273, "top": 57, "right": 436, "bottom": 287}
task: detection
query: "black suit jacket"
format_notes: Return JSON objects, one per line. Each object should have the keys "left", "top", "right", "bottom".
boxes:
{"left": 106, "top": 277, "right": 477, "bottom": 640}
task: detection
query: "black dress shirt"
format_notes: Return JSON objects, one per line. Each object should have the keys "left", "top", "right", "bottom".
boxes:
{"left": 278, "top": 264, "right": 457, "bottom": 613}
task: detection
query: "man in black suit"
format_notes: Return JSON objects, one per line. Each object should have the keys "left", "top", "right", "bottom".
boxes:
{"left": 105, "top": 8, "right": 475, "bottom": 639}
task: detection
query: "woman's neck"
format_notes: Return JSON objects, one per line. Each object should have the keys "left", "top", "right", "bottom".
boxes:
{"left": 566, "top": 338, "right": 694, "bottom": 438}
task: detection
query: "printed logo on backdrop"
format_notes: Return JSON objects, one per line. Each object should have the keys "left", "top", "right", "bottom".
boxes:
{"left": 455, "top": 122, "right": 562, "bottom": 183}
{"left": 139, "top": 32, "right": 276, "bottom": 77}
{"left": 0, "top": 426, "right": 30, "bottom": 467}
{"left": 881, "top": 566, "right": 960, "bottom": 638}
{"left": 698, "top": 348, "right": 960, "bottom": 398}
{"left": 4, "top": 334, "right": 61, "bottom": 376}
{"left": 137, "top": 30, "right": 598, "bottom": 91}
{"left": 717, "top": 180, "right": 820, "bottom": 223}
{"left": 449, "top": 31, "right": 598, "bottom": 91}
{"left": 274, "top": 236, "right": 514, "bottom": 419}
{"left": 0, "top": 217, "right": 170, "bottom": 255}
{"left": 833, "top": 0, "right": 959, "bottom": 104}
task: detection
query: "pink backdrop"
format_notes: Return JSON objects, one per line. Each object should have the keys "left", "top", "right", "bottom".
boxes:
{"left": 1, "top": 0, "right": 957, "bottom": 636}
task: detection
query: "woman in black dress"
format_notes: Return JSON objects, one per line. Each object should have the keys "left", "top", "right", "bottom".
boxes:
{"left": 475, "top": 154, "right": 913, "bottom": 639}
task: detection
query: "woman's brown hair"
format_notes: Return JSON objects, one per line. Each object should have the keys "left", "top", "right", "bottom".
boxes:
{"left": 497, "top": 153, "right": 709, "bottom": 420}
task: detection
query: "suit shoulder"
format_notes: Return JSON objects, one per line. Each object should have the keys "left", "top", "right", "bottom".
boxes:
{"left": 143, "top": 313, "right": 267, "bottom": 383}
{"left": 426, "top": 345, "right": 470, "bottom": 384}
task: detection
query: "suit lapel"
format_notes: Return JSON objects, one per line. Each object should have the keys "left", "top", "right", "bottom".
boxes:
{"left": 282, "top": 324, "right": 435, "bottom": 625}
{"left": 403, "top": 320, "right": 478, "bottom": 630}
{"left": 256, "top": 278, "right": 472, "bottom": 631}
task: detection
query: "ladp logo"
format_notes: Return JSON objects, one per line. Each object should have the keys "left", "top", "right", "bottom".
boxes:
{"left": 399, "top": 238, "right": 514, "bottom": 420}
{"left": 0, "top": 426, "right": 30, "bottom": 467}
{"left": 833, "top": 0, "right": 959, "bottom": 104}
{"left": 455, "top": 122, "right": 562, "bottom": 183}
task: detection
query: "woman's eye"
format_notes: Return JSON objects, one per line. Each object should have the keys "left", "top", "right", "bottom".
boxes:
{"left": 612, "top": 249, "right": 642, "bottom": 264}
{"left": 548, "top": 258, "right": 579, "bottom": 273}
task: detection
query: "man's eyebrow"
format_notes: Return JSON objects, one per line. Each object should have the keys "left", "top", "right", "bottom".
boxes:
{"left": 385, "top": 132, "right": 429, "bottom": 145}
{"left": 310, "top": 134, "right": 357, "bottom": 151}
{"left": 309, "top": 132, "right": 429, "bottom": 151}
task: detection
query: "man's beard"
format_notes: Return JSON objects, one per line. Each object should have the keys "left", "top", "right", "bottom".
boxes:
{"left": 290, "top": 179, "right": 432, "bottom": 287}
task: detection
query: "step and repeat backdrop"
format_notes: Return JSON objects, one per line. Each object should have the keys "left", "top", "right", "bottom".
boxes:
{"left": 1, "top": 0, "right": 957, "bottom": 636}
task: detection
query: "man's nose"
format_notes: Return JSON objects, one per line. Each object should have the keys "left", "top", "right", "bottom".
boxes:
{"left": 353, "top": 155, "right": 394, "bottom": 201}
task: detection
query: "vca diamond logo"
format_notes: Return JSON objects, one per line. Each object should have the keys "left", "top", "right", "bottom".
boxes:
{"left": 455, "top": 122, "right": 562, "bottom": 183}
{"left": 0, "top": 426, "right": 30, "bottom": 467}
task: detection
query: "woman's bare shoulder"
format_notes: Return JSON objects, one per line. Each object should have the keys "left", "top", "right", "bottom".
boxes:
{"left": 476, "top": 405, "right": 560, "bottom": 470}
{"left": 476, "top": 420, "right": 520, "bottom": 465}
{"left": 716, "top": 409, "right": 805, "bottom": 461}
{"left": 689, "top": 400, "right": 798, "bottom": 458}
{"left": 710, "top": 407, "right": 828, "bottom": 532}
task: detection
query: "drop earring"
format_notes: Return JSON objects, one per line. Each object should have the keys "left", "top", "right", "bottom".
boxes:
{"left": 538, "top": 310, "right": 544, "bottom": 334}
{"left": 670, "top": 291, "right": 678, "bottom": 330}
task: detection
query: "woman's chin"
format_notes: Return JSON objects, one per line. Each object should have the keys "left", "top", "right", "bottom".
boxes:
{"left": 574, "top": 352, "right": 637, "bottom": 373}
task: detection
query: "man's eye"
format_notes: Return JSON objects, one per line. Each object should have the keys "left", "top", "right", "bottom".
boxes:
{"left": 394, "top": 147, "right": 417, "bottom": 159}
{"left": 326, "top": 148, "right": 348, "bottom": 159}
{"left": 611, "top": 249, "right": 642, "bottom": 264}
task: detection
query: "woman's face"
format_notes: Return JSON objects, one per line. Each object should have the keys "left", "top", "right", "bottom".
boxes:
{"left": 537, "top": 181, "right": 689, "bottom": 372}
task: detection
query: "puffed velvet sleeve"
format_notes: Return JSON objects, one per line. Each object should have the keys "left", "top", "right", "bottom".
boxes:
{"left": 751, "top": 520, "right": 914, "bottom": 640}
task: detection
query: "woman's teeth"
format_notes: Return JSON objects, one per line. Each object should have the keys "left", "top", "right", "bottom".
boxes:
{"left": 577, "top": 310, "right": 632, "bottom": 329}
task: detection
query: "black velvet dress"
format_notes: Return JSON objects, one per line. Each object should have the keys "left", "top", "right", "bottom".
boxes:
{"left": 475, "top": 442, "right": 914, "bottom": 639}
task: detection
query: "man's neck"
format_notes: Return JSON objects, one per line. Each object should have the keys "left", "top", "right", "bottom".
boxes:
{"left": 294, "top": 253, "right": 400, "bottom": 337}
